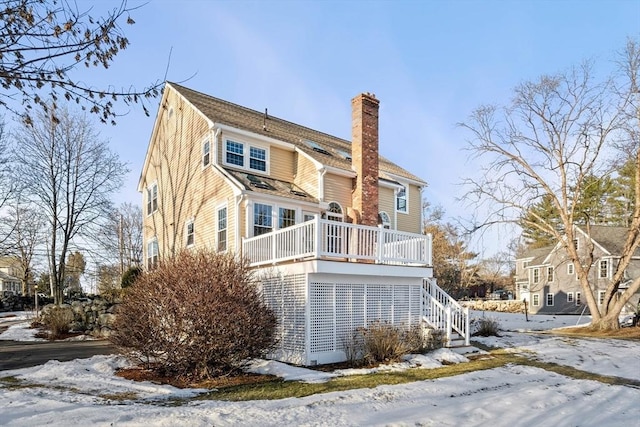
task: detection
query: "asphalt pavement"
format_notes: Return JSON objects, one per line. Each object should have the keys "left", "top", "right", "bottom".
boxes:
{"left": 0, "top": 339, "right": 119, "bottom": 371}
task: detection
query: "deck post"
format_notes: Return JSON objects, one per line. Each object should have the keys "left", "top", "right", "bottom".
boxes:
{"left": 445, "top": 304, "right": 452, "bottom": 346}
{"left": 464, "top": 306, "right": 470, "bottom": 346}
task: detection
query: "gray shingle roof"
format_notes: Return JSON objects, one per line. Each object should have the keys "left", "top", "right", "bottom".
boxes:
{"left": 169, "top": 82, "right": 428, "bottom": 185}
{"left": 580, "top": 225, "right": 640, "bottom": 256}
{"left": 224, "top": 169, "right": 319, "bottom": 203}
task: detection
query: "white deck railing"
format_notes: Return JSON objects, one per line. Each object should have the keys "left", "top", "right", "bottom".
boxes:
{"left": 422, "top": 278, "right": 470, "bottom": 347}
{"left": 242, "top": 217, "right": 432, "bottom": 267}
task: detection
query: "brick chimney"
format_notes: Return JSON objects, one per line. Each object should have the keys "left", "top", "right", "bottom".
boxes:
{"left": 351, "top": 93, "right": 379, "bottom": 227}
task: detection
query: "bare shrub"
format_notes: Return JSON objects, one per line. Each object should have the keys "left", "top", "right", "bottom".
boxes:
{"left": 357, "top": 322, "right": 437, "bottom": 365}
{"left": 472, "top": 316, "right": 501, "bottom": 337}
{"left": 110, "top": 250, "right": 278, "bottom": 380}
{"left": 42, "top": 306, "right": 74, "bottom": 339}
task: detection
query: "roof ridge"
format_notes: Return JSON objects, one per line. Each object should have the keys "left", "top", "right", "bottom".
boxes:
{"left": 168, "top": 81, "right": 353, "bottom": 149}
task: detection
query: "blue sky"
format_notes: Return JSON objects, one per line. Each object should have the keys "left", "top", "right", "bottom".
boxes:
{"left": 77, "top": 0, "right": 639, "bottom": 257}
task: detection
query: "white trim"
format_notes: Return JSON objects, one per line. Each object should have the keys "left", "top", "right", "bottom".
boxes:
{"left": 222, "top": 138, "right": 271, "bottom": 175}
{"left": 146, "top": 181, "right": 158, "bottom": 216}
{"left": 216, "top": 204, "right": 228, "bottom": 252}
{"left": 382, "top": 171, "right": 427, "bottom": 188}
{"left": 202, "top": 138, "right": 211, "bottom": 168}
{"left": 185, "top": 218, "right": 195, "bottom": 247}
{"left": 546, "top": 293, "right": 554, "bottom": 306}
{"left": 567, "top": 292, "right": 574, "bottom": 303}
{"left": 532, "top": 293, "right": 540, "bottom": 306}
{"left": 395, "top": 184, "right": 408, "bottom": 214}
{"left": 214, "top": 123, "right": 296, "bottom": 151}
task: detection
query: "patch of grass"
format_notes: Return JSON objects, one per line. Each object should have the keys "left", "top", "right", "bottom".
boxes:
{"left": 550, "top": 326, "right": 640, "bottom": 340}
{"left": 197, "top": 355, "right": 509, "bottom": 402}
{"left": 98, "top": 391, "right": 140, "bottom": 401}
{"left": 516, "top": 357, "right": 640, "bottom": 388}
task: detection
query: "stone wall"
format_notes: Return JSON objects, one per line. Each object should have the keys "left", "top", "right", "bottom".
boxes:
{"left": 462, "top": 299, "right": 525, "bottom": 314}
{"left": 40, "top": 297, "right": 117, "bottom": 337}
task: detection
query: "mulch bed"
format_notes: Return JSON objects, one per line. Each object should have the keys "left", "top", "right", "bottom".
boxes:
{"left": 115, "top": 367, "right": 278, "bottom": 389}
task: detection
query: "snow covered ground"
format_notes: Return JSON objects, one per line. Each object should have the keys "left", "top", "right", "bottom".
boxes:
{"left": 1, "top": 310, "right": 638, "bottom": 426}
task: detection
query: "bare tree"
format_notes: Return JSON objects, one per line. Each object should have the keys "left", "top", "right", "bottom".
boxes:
{"left": 460, "top": 40, "right": 640, "bottom": 329}
{"left": 2, "top": 201, "right": 44, "bottom": 294}
{"left": 0, "top": 0, "right": 161, "bottom": 124}
{"left": 97, "top": 202, "right": 143, "bottom": 275}
{"left": 0, "top": 121, "right": 17, "bottom": 253}
{"left": 12, "top": 106, "right": 127, "bottom": 304}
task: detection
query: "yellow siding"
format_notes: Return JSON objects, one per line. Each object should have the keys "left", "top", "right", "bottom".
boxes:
{"left": 396, "top": 184, "right": 422, "bottom": 233}
{"left": 294, "top": 153, "right": 319, "bottom": 198}
{"left": 141, "top": 88, "right": 222, "bottom": 261}
{"left": 269, "top": 146, "right": 295, "bottom": 181}
{"left": 378, "top": 186, "right": 395, "bottom": 227}
{"left": 323, "top": 173, "right": 352, "bottom": 211}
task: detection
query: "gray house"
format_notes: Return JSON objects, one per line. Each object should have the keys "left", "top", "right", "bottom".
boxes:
{"left": 515, "top": 225, "right": 640, "bottom": 315}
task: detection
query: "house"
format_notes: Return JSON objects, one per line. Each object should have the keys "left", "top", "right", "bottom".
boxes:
{"left": 0, "top": 256, "right": 22, "bottom": 296}
{"left": 515, "top": 225, "right": 640, "bottom": 315}
{"left": 138, "top": 83, "right": 469, "bottom": 365}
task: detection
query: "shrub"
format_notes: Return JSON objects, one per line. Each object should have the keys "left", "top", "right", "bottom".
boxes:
{"left": 120, "top": 266, "right": 142, "bottom": 289}
{"left": 110, "top": 250, "right": 278, "bottom": 380}
{"left": 356, "top": 322, "right": 440, "bottom": 365}
{"left": 42, "top": 306, "right": 74, "bottom": 339}
{"left": 472, "top": 316, "right": 501, "bottom": 336}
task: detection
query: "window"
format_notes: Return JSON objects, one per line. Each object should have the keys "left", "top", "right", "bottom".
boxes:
{"left": 396, "top": 185, "right": 407, "bottom": 213}
{"left": 225, "top": 139, "right": 268, "bottom": 172}
{"left": 567, "top": 292, "right": 574, "bottom": 303}
{"left": 249, "top": 147, "right": 267, "bottom": 172}
{"left": 217, "top": 207, "right": 227, "bottom": 251}
{"left": 146, "top": 239, "right": 159, "bottom": 269}
{"left": 599, "top": 260, "right": 608, "bottom": 278}
{"left": 547, "top": 266, "right": 554, "bottom": 282}
{"left": 576, "top": 292, "right": 582, "bottom": 305}
{"left": 598, "top": 290, "right": 606, "bottom": 305}
{"left": 532, "top": 294, "right": 540, "bottom": 306}
{"left": 186, "top": 220, "right": 194, "bottom": 247}
{"left": 146, "top": 183, "right": 158, "bottom": 215}
{"left": 226, "top": 140, "right": 244, "bottom": 166}
{"left": 546, "top": 293, "right": 554, "bottom": 306}
{"left": 378, "top": 211, "right": 391, "bottom": 229}
{"left": 573, "top": 238, "right": 579, "bottom": 250}
{"left": 254, "top": 203, "right": 272, "bottom": 236}
{"left": 567, "top": 263, "right": 574, "bottom": 275}
{"left": 202, "top": 140, "right": 211, "bottom": 167}
{"left": 279, "top": 207, "right": 296, "bottom": 229}
{"left": 533, "top": 268, "right": 540, "bottom": 284}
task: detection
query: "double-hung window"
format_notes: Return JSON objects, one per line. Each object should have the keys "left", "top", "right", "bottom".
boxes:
{"left": 249, "top": 147, "right": 267, "bottom": 172}
{"left": 547, "top": 266, "right": 554, "bottom": 282}
{"left": 147, "top": 239, "right": 159, "bottom": 269}
{"left": 225, "top": 139, "right": 268, "bottom": 173}
{"left": 599, "top": 260, "right": 609, "bottom": 278}
{"left": 254, "top": 203, "right": 273, "bottom": 236}
{"left": 567, "top": 292, "right": 574, "bottom": 303}
{"left": 217, "top": 207, "right": 227, "bottom": 251}
{"left": 546, "top": 293, "right": 554, "bottom": 306}
{"left": 226, "top": 140, "right": 244, "bottom": 167}
{"left": 532, "top": 268, "right": 540, "bottom": 284}
{"left": 186, "top": 221, "right": 194, "bottom": 247}
{"left": 396, "top": 185, "right": 407, "bottom": 213}
{"left": 146, "top": 183, "right": 158, "bottom": 215}
{"left": 532, "top": 294, "right": 540, "bottom": 306}
{"left": 567, "top": 263, "right": 574, "bottom": 275}
{"left": 279, "top": 207, "right": 296, "bottom": 229}
{"left": 203, "top": 140, "right": 211, "bottom": 167}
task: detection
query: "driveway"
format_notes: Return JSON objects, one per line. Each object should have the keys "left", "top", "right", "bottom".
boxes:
{"left": 0, "top": 339, "right": 119, "bottom": 371}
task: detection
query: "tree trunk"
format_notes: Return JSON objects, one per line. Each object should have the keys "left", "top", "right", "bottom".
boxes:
{"left": 591, "top": 314, "right": 620, "bottom": 330}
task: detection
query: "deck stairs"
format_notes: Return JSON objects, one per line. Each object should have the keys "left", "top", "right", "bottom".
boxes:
{"left": 422, "top": 278, "right": 471, "bottom": 348}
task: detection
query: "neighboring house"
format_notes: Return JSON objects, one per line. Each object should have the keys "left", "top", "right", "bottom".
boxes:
{"left": 139, "top": 83, "right": 469, "bottom": 365}
{"left": 0, "top": 256, "right": 22, "bottom": 295}
{"left": 515, "top": 226, "right": 640, "bottom": 315}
